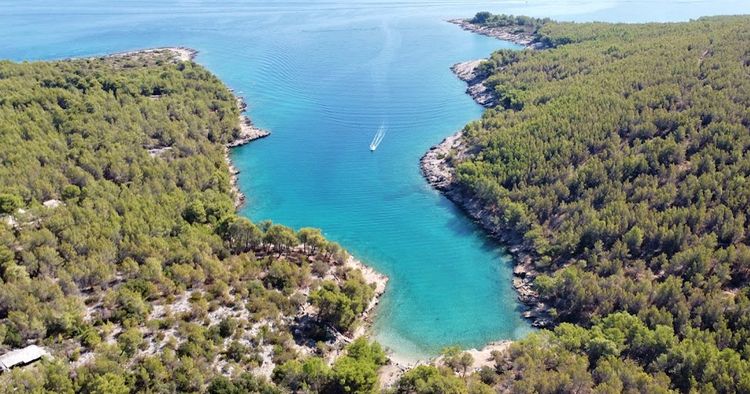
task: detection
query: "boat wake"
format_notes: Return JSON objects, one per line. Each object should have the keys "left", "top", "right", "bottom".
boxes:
{"left": 369, "top": 124, "right": 387, "bottom": 151}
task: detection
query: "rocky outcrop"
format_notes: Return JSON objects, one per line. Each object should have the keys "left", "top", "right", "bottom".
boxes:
{"left": 226, "top": 96, "right": 270, "bottom": 208}
{"left": 448, "top": 19, "right": 548, "bottom": 49}
{"left": 420, "top": 131, "right": 464, "bottom": 190}
{"left": 228, "top": 97, "right": 270, "bottom": 148}
{"left": 227, "top": 115, "right": 270, "bottom": 148}
{"left": 451, "top": 60, "right": 497, "bottom": 108}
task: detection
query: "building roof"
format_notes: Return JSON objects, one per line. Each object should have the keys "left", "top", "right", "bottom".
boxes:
{"left": 0, "top": 345, "right": 49, "bottom": 371}
{"left": 43, "top": 199, "right": 63, "bottom": 209}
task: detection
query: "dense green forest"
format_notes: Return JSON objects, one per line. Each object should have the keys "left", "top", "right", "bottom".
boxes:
{"left": 432, "top": 13, "right": 750, "bottom": 393}
{"left": 0, "top": 51, "right": 385, "bottom": 393}
{"left": 469, "top": 12, "right": 550, "bottom": 32}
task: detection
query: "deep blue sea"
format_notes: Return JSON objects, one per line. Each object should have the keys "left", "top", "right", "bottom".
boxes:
{"left": 3, "top": 0, "right": 749, "bottom": 361}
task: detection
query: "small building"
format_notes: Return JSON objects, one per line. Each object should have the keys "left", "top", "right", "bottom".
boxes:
{"left": 43, "top": 199, "right": 63, "bottom": 209}
{"left": 0, "top": 345, "right": 50, "bottom": 372}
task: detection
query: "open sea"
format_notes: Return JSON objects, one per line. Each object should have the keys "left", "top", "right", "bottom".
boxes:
{"left": 3, "top": 0, "right": 749, "bottom": 361}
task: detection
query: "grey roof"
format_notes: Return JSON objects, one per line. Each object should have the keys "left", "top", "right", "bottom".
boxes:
{"left": 0, "top": 345, "right": 49, "bottom": 371}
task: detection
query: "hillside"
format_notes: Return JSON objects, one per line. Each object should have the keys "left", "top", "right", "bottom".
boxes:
{"left": 0, "top": 50, "right": 387, "bottom": 393}
{"left": 422, "top": 14, "right": 750, "bottom": 392}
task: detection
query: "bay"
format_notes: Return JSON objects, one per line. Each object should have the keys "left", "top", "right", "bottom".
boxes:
{"left": 2, "top": 0, "right": 749, "bottom": 361}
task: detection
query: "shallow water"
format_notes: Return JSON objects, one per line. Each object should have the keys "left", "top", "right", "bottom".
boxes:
{"left": 3, "top": 0, "right": 749, "bottom": 361}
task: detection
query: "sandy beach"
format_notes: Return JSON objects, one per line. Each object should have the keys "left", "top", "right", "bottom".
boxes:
{"left": 378, "top": 340, "right": 513, "bottom": 389}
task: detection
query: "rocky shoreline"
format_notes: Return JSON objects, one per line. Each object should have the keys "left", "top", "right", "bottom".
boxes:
{"left": 228, "top": 96, "right": 271, "bottom": 148}
{"left": 448, "top": 19, "right": 546, "bottom": 49}
{"left": 420, "top": 44, "right": 552, "bottom": 328}
{"left": 345, "top": 256, "right": 389, "bottom": 340}
{"left": 226, "top": 95, "right": 271, "bottom": 208}
{"left": 161, "top": 47, "right": 391, "bottom": 354}
{"left": 451, "top": 59, "right": 497, "bottom": 108}
{"left": 104, "top": 46, "right": 198, "bottom": 62}
{"left": 420, "top": 131, "right": 551, "bottom": 328}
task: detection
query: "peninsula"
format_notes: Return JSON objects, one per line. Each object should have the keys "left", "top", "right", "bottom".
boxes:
{"left": 0, "top": 48, "right": 389, "bottom": 393}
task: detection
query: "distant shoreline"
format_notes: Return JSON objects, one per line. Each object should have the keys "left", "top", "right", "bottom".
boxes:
{"left": 447, "top": 18, "right": 546, "bottom": 49}
{"left": 102, "top": 46, "right": 198, "bottom": 62}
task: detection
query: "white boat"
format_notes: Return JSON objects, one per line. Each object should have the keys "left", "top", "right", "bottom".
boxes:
{"left": 369, "top": 124, "right": 386, "bottom": 151}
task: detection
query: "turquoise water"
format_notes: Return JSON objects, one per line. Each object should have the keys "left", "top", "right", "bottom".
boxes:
{"left": 3, "top": 0, "right": 749, "bottom": 361}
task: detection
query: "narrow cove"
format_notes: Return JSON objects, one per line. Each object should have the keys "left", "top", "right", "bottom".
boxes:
{"left": 229, "top": 16, "right": 530, "bottom": 361}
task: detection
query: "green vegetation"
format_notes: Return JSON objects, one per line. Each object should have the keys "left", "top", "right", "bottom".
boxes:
{"left": 273, "top": 338, "right": 387, "bottom": 394}
{"left": 0, "top": 51, "right": 382, "bottom": 392}
{"left": 396, "top": 365, "right": 469, "bottom": 394}
{"left": 311, "top": 271, "right": 375, "bottom": 333}
{"left": 438, "top": 14, "right": 750, "bottom": 393}
{"left": 470, "top": 12, "right": 550, "bottom": 32}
